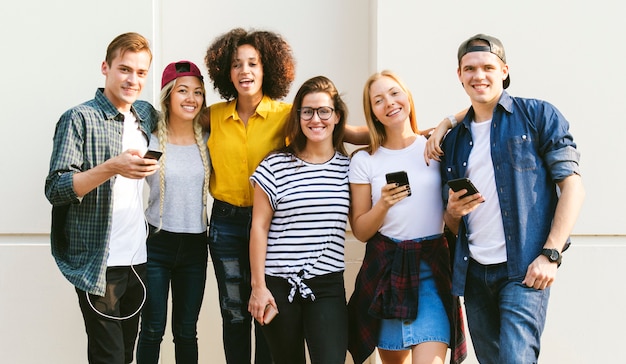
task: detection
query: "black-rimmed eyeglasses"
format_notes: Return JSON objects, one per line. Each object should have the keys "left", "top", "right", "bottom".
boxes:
{"left": 298, "top": 106, "right": 335, "bottom": 121}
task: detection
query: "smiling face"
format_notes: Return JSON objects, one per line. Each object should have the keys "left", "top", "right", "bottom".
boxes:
{"left": 458, "top": 50, "right": 509, "bottom": 108}
{"left": 101, "top": 49, "right": 151, "bottom": 112}
{"left": 368, "top": 76, "right": 411, "bottom": 130}
{"left": 299, "top": 92, "right": 338, "bottom": 146}
{"left": 230, "top": 44, "right": 264, "bottom": 100}
{"left": 168, "top": 76, "right": 205, "bottom": 122}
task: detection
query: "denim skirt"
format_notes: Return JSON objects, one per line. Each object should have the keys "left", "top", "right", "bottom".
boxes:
{"left": 377, "top": 261, "right": 450, "bottom": 350}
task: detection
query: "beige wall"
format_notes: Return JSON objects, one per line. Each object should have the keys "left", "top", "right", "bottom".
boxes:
{"left": 0, "top": 0, "right": 623, "bottom": 363}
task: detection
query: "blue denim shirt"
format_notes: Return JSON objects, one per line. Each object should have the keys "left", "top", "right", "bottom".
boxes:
{"left": 440, "top": 91, "right": 581, "bottom": 296}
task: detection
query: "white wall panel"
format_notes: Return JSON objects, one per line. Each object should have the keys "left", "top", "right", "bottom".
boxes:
{"left": 374, "top": 0, "right": 625, "bottom": 234}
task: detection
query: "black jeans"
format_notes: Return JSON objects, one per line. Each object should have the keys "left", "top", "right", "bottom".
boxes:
{"left": 76, "top": 264, "right": 146, "bottom": 364}
{"left": 262, "top": 272, "right": 348, "bottom": 364}
{"left": 208, "top": 199, "right": 272, "bottom": 364}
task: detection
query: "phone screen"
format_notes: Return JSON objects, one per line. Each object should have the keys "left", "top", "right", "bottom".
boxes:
{"left": 448, "top": 177, "right": 479, "bottom": 198}
{"left": 385, "top": 171, "right": 411, "bottom": 196}
{"left": 144, "top": 150, "right": 163, "bottom": 161}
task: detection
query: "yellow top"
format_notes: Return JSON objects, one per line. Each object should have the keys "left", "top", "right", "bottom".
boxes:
{"left": 208, "top": 95, "right": 291, "bottom": 206}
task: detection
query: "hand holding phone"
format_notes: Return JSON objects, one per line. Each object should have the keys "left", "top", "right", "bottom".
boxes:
{"left": 143, "top": 150, "right": 163, "bottom": 161}
{"left": 263, "top": 304, "right": 278, "bottom": 325}
{"left": 385, "top": 171, "right": 411, "bottom": 196}
{"left": 448, "top": 177, "right": 480, "bottom": 198}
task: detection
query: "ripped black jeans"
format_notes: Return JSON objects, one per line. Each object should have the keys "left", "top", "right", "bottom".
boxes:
{"left": 208, "top": 199, "right": 272, "bottom": 364}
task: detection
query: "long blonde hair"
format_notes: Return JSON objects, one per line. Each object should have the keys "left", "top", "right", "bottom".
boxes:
{"left": 155, "top": 79, "right": 211, "bottom": 230}
{"left": 362, "top": 70, "right": 419, "bottom": 154}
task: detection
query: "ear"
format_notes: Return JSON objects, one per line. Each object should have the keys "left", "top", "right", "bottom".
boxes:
{"left": 101, "top": 61, "right": 109, "bottom": 76}
{"left": 501, "top": 63, "right": 509, "bottom": 81}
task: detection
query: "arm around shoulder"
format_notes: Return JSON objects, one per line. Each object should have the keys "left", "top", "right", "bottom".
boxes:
{"left": 424, "top": 108, "right": 469, "bottom": 164}
{"left": 199, "top": 106, "right": 211, "bottom": 132}
{"left": 344, "top": 124, "right": 369, "bottom": 145}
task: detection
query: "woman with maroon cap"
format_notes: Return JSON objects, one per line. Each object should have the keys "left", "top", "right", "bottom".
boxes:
{"left": 136, "top": 60, "right": 211, "bottom": 364}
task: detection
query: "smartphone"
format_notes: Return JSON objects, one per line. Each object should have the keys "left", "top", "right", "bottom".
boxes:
{"left": 143, "top": 150, "right": 163, "bottom": 161}
{"left": 448, "top": 177, "right": 480, "bottom": 198}
{"left": 263, "top": 304, "right": 278, "bottom": 325}
{"left": 385, "top": 171, "right": 411, "bottom": 196}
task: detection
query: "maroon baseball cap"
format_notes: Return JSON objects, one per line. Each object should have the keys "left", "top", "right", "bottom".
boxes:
{"left": 161, "top": 60, "right": 203, "bottom": 89}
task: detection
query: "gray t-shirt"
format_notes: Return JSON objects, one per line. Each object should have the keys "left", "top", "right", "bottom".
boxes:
{"left": 145, "top": 133, "right": 209, "bottom": 233}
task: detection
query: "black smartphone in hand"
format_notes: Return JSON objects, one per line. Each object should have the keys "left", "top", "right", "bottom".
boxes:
{"left": 385, "top": 171, "right": 411, "bottom": 196}
{"left": 448, "top": 177, "right": 479, "bottom": 198}
{"left": 143, "top": 150, "right": 163, "bottom": 161}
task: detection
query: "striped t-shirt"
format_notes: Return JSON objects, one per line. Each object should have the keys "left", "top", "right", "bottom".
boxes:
{"left": 250, "top": 151, "right": 350, "bottom": 300}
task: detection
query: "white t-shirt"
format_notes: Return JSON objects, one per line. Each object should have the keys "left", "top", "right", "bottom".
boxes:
{"left": 349, "top": 136, "right": 444, "bottom": 240}
{"left": 466, "top": 119, "right": 507, "bottom": 264}
{"left": 108, "top": 111, "right": 148, "bottom": 266}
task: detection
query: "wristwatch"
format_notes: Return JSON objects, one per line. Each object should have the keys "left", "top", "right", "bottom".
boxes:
{"left": 541, "top": 248, "right": 562, "bottom": 267}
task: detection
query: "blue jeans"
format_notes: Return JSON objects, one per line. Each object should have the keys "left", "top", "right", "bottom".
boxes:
{"left": 262, "top": 272, "right": 348, "bottom": 364}
{"left": 208, "top": 200, "right": 272, "bottom": 364}
{"left": 464, "top": 259, "right": 550, "bottom": 364}
{"left": 136, "top": 227, "right": 208, "bottom": 364}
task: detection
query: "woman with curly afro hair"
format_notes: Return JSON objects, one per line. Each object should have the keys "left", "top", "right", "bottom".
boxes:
{"left": 203, "top": 27, "right": 369, "bottom": 363}
{"left": 203, "top": 28, "right": 293, "bottom": 364}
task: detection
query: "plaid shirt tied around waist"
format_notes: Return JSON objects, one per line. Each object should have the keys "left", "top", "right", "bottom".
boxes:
{"left": 347, "top": 232, "right": 467, "bottom": 364}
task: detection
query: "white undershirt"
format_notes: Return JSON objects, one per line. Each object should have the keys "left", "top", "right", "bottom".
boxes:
{"left": 107, "top": 111, "right": 148, "bottom": 266}
{"left": 466, "top": 119, "right": 507, "bottom": 264}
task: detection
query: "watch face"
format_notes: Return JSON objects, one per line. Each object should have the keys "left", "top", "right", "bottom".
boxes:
{"left": 542, "top": 249, "right": 559, "bottom": 262}
{"left": 550, "top": 250, "right": 559, "bottom": 261}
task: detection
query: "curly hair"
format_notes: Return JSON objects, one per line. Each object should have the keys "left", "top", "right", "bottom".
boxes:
{"left": 205, "top": 28, "right": 296, "bottom": 101}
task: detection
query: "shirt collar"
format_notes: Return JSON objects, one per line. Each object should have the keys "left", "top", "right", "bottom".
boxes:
{"left": 497, "top": 90, "right": 514, "bottom": 113}
{"left": 95, "top": 88, "right": 145, "bottom": 123}
{"left": 462, "top": 90, "right": 514, "bottom": 127}
{"left": 226, "top": 94, "right": 274, "bottom": 121}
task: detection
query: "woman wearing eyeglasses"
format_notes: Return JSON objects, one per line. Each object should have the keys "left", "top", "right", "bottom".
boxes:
{"left": 347, "top": 71, "right": 466, "bottom": 364}
{"left": 203, "top": 28, "right": 367, "bottom": 363}
{"left": 247, "top": 76, "right": 350, "bottom": 364}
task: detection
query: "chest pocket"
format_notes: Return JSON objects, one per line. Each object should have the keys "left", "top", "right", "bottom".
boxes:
{"left": 507, "top": 134, "right": 539, "bottom": 172}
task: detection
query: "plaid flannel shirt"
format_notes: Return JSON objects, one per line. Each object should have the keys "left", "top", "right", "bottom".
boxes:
{"left": 45, "top": 88, "right": 158, "bottom": 296}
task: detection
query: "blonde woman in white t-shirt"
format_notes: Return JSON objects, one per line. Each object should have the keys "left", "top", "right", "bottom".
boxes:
{"left": 348, "top": 71, "right": 466, "bottom": 364}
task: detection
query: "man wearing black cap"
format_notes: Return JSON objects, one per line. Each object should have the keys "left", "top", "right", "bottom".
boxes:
{"left": 438, "top": 34, "right": 585, "bottom": 363}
